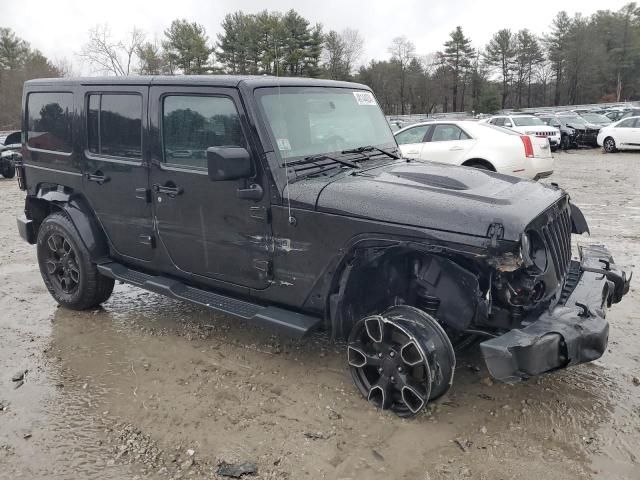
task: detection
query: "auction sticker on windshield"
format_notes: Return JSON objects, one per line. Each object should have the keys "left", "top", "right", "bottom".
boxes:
{"left": 353, "top": 91, "right": 377, "bottom": 106}
{"left": 276, "top": 138, "right": 292, "bottom": 151}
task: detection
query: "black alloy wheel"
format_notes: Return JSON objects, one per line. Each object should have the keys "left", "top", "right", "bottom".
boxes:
{"left": 42, "top": 232, "right": 81, "bottom": 294}
{"left": 347, "top": 306, "right": 456, "bottom": 417}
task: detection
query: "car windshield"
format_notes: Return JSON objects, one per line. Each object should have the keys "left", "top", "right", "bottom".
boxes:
{"left": 257, "top": 87, "right": 396, "bottom": 160}
{"left": 558, "top": 116, "right": 587, "bottom": 127}
{"left": 580, "top": 113, "right": 611, "bottom": 124}
{"left": 512, "top": 117, "right": 545, "bottom": 127}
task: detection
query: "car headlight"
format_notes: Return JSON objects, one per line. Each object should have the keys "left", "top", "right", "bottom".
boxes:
{"left": 521, "top": 231, "right": 548, "bottom": 272}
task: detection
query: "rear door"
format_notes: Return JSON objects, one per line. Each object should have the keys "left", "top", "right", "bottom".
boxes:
{"left": 420, "top": 124, "right": 474, "bottom": 164}
{"left": 148, "top": 85, "right": 272, "bottom": 289}
{"left": 81, "top": 87, "right": 154, "bottom": 262}
{"left": 394, "top": 124, "right": 431, "bottom": 159}
{"left": 615, "top": 118, "right": 636, "bottom": 146}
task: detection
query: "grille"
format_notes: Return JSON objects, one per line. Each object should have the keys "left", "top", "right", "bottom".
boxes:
{"left": 540, "top": 204, "right": 572, "bottom": 280}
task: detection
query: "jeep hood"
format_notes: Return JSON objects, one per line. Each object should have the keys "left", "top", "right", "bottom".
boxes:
{"left": 314, "top": 161, "right": 564, "bottom": 241}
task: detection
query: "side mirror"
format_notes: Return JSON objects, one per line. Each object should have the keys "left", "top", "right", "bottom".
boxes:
{"left": 207, "top": 147, "right": 252, "bottom": 181}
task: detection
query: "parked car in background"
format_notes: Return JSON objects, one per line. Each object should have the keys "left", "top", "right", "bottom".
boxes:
{"left": 597, "top": 116, "right": 640, "bottom": 152}
{"left": 537, "top": 114, "right": 576, "bottom": 150}
{"left": 539, "top": 114, "right": 600, "bottom": 148}
{"left": 604, "top": 110, "right": 627, "bottom": 122}
{"left": 484, "top": 114, "right": 561, "bottom": 151}
{"left": 577, "top": 112, "right": 612, "bottom": 126}
{"left": 0, "top": 130, "right": 20, "bottom": 178}
{"left": 618, "top": 108, "right": 640, "bottom": 121}
{"left": 394, "top": 120, "right": 554, "bottom": 180}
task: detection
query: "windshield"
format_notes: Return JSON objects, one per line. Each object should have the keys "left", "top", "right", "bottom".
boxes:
{"left": 580, "top": 113, "right": 611, "bottom": 124}
{"left": 257, "top": 87, "right": 395, "bottom": 160}
{"left": 512, "top": 117, "right": 545, "bottom": 127}
{"left": 558, "top": 116, "right": 587, "bottom": 127}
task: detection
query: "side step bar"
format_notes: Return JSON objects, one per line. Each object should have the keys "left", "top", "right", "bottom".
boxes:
{"left": 97, "top": 262, "right": 321, "bottom": 337}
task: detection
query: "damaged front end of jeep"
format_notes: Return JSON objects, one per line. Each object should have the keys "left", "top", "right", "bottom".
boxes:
{"left": 475, "top": 198, "right": 631, "bottom": 383}
{"left": 337, "top": 195, "right": 631, "bottom": 415}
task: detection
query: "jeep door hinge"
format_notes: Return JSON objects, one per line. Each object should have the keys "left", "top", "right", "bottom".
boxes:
{"left": 253, "top": 259, "right": 273, "bottom": 278}
{"left": 135, "top": 187, "right": 151, "bottom": 203}
{"left": 487, "top": 222, "right": 504, "bottom": 248}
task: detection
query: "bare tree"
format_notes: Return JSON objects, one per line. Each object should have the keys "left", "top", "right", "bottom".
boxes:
{"left": 388, "top": 36, "right": 416, "bottom": 114}
{"left": 79, "top": 24, "right": 145, "bottom": 75}
{"left": 341, "top": 28, "right": 364, "bottom": 74}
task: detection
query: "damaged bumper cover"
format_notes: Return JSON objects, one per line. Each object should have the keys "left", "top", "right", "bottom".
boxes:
{"left": 480, "top": 244, "right": 631, "bottom": 383}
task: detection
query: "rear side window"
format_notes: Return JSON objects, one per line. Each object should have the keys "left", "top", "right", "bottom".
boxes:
{"left": 27, "top": 92, "right": 73, "bottom": 153}
{"left": 493, "top": 117, "right": 505, "bottom": 127}
{"left": 430, "top": 124, "right": 471, "bottom": 142}
{"left": 88, "top": 93, "right": 142, "bottom": 159}
{"left": 395, "top": 125, "right": 430, "bottom": 145}
{"left": 617, "top": 118, "right": 636, "bottom": 128}
{"left": 162, "top": 95, "right": 245, "bottom": 169}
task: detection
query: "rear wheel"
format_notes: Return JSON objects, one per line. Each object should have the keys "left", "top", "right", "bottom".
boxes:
{"left": 37, "top": 212, "right": 114, "bottom": 310}
{"left": 603, "top": 137, "right": 617, "bottom": 153}
{"left": 347, "top": 306, "right": 455, "bottom": 417}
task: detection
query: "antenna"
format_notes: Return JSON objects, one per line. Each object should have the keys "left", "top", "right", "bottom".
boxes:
{"left": 274, "top": 39, "right": 295, "bottom": 226}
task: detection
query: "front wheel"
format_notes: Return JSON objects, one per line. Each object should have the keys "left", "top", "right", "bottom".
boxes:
{"left": 347, "top": 306, "right": 456, "bottom": 417}
{"left": 37, "top": 212, "right": 114, "bottom": 310}
{"left": 1, "top": 162, "right": 15, "bottom": 178}
{"left": 603, "top": 137, "right": 617, "bottom": 153}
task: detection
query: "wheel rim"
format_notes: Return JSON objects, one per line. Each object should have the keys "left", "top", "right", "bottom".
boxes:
{"left": 43, "top": 233, "right": 80, "bottom": 294}
{"left": 347, "top": 307, "right": 455, "bottom": 417}
{"left": 604, "top": 139, "right": 615, "bottom": 152}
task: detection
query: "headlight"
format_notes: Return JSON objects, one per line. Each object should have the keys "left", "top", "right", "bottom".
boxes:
{"left": 521, "top": 231, "right": 548, "bottom": 272}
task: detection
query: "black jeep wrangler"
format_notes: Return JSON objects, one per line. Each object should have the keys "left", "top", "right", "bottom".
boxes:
{"left": 17, "top": 76, "right": 631, "bottom": 417}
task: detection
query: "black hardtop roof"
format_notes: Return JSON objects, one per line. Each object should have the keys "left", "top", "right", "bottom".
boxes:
{"left": 25, "top": 75, "right": 370, "bottom": 91}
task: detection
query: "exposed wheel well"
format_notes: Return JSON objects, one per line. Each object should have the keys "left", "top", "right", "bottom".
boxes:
{"left": 462, "top": 158, "right": 496, "bottom": 171}
{"left": 328, "top": 246, "right": 487, "bottom": 340}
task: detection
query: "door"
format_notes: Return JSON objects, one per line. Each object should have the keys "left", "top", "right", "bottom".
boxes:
{"left": 615, "top": 118, "right": 638, "bottom": 147}
{"left": 149, "top": 86, "right": 272, "bottom": 289}
{"left": 82, "top": 88, "right": 154, "bottom": 261}
{"left": 420, "top": 124, "right": 474, "bottom": 164}
{"left": 395, "top": 124, "right": 431, "bottom": 158}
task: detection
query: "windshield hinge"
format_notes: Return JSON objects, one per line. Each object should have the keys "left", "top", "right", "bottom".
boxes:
{"left": 487, "top": 223, "right": 504, "bottom": 248}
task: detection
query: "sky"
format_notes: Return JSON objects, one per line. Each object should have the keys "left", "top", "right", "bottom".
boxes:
{"left": 3, "top": 0, "right": 633, "bottom": 74}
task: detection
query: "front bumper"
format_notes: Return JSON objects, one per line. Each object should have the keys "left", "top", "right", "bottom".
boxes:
{"left": 480, "top": 244, "right": 631, "bottom": 383}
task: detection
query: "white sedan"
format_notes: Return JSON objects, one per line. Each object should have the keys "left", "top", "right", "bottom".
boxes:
{"left": 597, "top": 116, "right": 640, "bottom": 152}
{"left": 394, "top": 120, "right": 554, "bottom": 180}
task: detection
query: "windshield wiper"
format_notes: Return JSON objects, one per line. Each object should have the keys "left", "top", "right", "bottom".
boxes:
{"left": 296, "top": 154, "right": 360, "bottom": 169}
{"left": 341, "top": 145, "right": 400, "bottom": 160}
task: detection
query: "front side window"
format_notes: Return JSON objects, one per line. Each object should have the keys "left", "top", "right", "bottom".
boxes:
{"left": 493, "top": 117, "right": 505, "bottom": 127}
{"left": 258, "top": 87, "right": 395, "bottom": 160}
{"left": 395, "top": 125, "right": 430, "bottom": 145}
{"left": 430, "top": 125, "right": 470, "bottom": 142}
{"left": 27, "top": 92, "right": 73, "bottom": 152}
{"left": 162, "top": 95, "right": 245, "bottom": 170}
{"left": 88, "top": 93, "right": 142, "bottom": 159}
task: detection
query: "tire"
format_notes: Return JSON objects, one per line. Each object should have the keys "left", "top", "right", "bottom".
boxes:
{"left": 347, "top": 305, "right": 456, "bottom": 417}
{"left": 1, "top": 162, "right": 15, "bottom": 179}
{"left": 603, "top": 137, "right": 617, "bottom": 153}
{"left": 464, "top": 161, "right": 493, "bottom": 171}
{"left": 37, "top": 212, "right": 114, "bottom": 310}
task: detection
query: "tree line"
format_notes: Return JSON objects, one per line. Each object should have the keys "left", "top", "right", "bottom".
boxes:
{"left": 1, "top": 3, "right": 639, "bottom": 128}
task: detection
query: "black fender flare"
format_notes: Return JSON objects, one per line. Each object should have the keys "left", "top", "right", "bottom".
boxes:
{"left": 34, "top": 189, "right": 109, "bottom": 261}
{"left": 569, "top": 202, "right": 590, "bottom": 235}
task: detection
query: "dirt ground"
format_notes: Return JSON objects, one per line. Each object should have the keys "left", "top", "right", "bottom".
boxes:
{"left": 0, "top": 149, "right": 639, "bottom": 480}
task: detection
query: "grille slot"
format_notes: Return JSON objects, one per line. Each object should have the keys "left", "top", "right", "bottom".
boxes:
{"left": 540, "top": 204, "right": 572, "bottom": 280}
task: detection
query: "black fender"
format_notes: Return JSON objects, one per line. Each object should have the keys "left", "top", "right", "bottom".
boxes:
{"left": 32, "top": 188, "right": 109, "bottom": 261}
{"left": 569, "top": 202, "right": 590, "bottom": 235}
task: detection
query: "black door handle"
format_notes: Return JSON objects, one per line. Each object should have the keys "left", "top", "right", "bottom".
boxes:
{"left": 86, "top": 171, "right": 110, "bottom": 185}
{"left": 237, "top": 183, "right": 263, "bottom": 201}
{"left": 153, "top": 183, "right": 183, "bottom": 198}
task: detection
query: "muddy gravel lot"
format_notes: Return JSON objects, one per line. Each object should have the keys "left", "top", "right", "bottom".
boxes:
{"left": 1, "top": 149, "right": 639, "bottom": 480}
